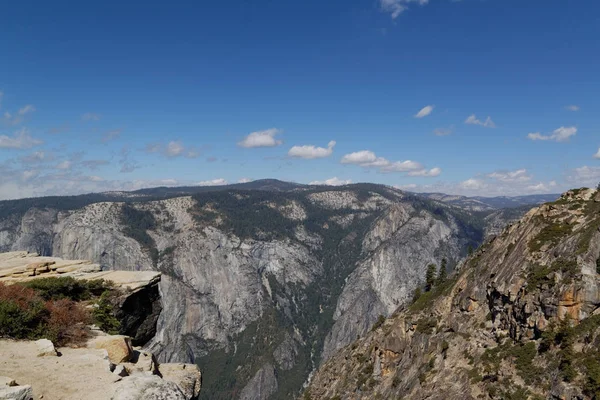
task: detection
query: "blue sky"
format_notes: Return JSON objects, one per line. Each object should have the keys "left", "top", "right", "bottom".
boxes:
{"left": 1, "top": 0, "right": 599, "bottom": 199}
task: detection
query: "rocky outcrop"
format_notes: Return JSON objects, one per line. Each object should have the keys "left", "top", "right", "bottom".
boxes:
{"left": 239, "top": 364, "right": 278, "bottom": 400}
{"left": 112, "top": 375, "right": 186, "bottom": 400}
{"left": 93, "top": 335, "right": 135, "bottom": 364}
{"left": 0, "top": 377, "right": 32, "bottom": 400}
{"left": 158, "top": 363, "right": 202, "bottom": 400}
{"left": 0, "top": 337, "right": 201, "bottom": 400}
{"left": 305, "top": 188, "right": 600, "bottom": 400}
{"left": 0, "top": 252, "right": 162, "bottom": 346}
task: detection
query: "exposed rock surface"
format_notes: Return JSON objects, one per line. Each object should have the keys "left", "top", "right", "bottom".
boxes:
{"left": 92, "top": 335, "right": 134, "bottom": 364}
{"left": 239, "top": 364, "right": 278, "bottom": 400}
{"left": 34, "top": 339, "right": 57, "bottom": 357}
{"left": 0, "top": 183, "right": 540, "bottom": 398}
{"left": 305, "top": 188, "right": 600, "bottom": 400}
{"left": 0, "top": 252, "right": 162, "bottom": 346}
{"left": 112, "top": 375, "right": 186, "bottom": 400}
{"left": 0, "top": 384, "right": 33, "bottom": 400}
{"left": 158, "top": 363, "right": 202, "bottom": 400}
{"left": 0, "top": 338, "right": 201, "bottom": 400}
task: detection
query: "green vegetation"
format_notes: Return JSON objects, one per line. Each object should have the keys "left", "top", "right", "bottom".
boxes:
{"left": 93, "top": 290, "right": 121, "bottom": 334}
{"left": 410, "top": 275, "right": 456, "bottom": 313}
{"left": 21, "top": 276, "right": 109, "bottom": 301}
{"left": 0, "top": 278, "right": 122, "bottom": 346}
{"left": 528, "top": 222, "right": 573, "bottom": 252}
{"left": 371, "top": 315, "right": 386, "bottom": 332}
{"left": 414, "top": 317, "right": 437, "bottom": 334}
{"left": 0, "top": 282, "right": 90, "bottom": 346}
{"left": 425, "top": 264, "right": 437, "bottom": 292}
{"left": 437, "top": 259, "right": 448, "bottom": 285}
{"left": 526, "top": 258, "right": 578, "bottom": 291}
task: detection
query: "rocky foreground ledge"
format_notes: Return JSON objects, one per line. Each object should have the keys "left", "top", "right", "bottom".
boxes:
{"left": 0, "top": 335, "right": 201, "bottom": 400}
{"left": 0, "top": 251, "right": 160, "bottom": 291}
{"left": 0, "top": 251, "right": 162, "bottom": 345}
{"left": 0, "top": 251, "right": 201, "bottom": 399}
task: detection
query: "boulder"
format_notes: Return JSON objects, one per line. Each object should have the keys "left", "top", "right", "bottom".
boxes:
{"left": 158, "top": 363, "right": 202, "bottom": 400}
{"left": 92, "top": 335, "right": 134, "bottom": 364}
{"left": 35, "top": 339, "right": 57, "bottom": 357}
{"left": 0, "top": 384, "right": 33, "bottom": 400}
{"left": 122, "top": 350, "right": 156, "bottom": 375}
{"left": 0, "top": 377, "right": 15, "bottom": 387}
{"left": 113, "top": 365, "right": 129, "bottom": 377}
{"left": 111, "top": 375, "right": 186, "bottom": 400}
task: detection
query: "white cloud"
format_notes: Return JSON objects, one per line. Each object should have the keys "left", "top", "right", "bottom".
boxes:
{"left": 144, "top": 140, "right": 199, "bottom": 158}
{"left": 414, "top": 105, "right": 434, "bottom": 118}
{"left": 394, "top": 183, "right": 417, "bottom": 190}
{"left": 527, "top": 181, "right": 557, "bottom": 192}
{"left": 433, "top": 127, "right": 452, "bottom": 136}
{"left": 0, "top": 128, "right": 43, "bottom": 149}
{"left": 196, "top": 178, "right": 228, "bottom": 186}
{"left": 102, "top": 129, "right": 121, "bottom": 143}
{"left": 565, "top": 105, "right": 580, "bottom": 112}
{"left": 460, "top": 178, "right": 486, "bottom": 190}
{"left": 380, "top": 0, "right": 429, "bottom": 18}
{"left": 2, "top": 104, "right": 35, "bottom": 126}
{"left": 408, "top": 167, "right": 442, "bottom": 177}
{"left": 309, "top": 177, "right": 353, "bottom": 186}
{"left": 20, "top": 151, "right": 47, "bottom": 163}
{"left": 21, "top": 170, "right": 38, "bottom": 181}
{"left": 567, "top": 166, "right": 600, "bottom": 187}
{"left": 341, "top": 149, "right": 440, "bottom": 177}
{"left": 238, "top": 128, "right": 283, "bottom": 148}
{"left": 18, "top": 105, "right": 35, "bottom": 116}
{"left": 594, "top": 148, "right": 600, "bottom": 159}
{"left": 81, "top": 112, "right": 100, "bottom": 121}
{"left": 487, "top": 169, "right": 531, "bottom": 183}
{"left": 341, "top": 150, "right": 378, "bottom": 165}
{"left": 288, "top": 140, "right": 336, "bottom": 159}
{"left": 55, "top": 160, "right": 72, "bottom": 170}
{"left": 165, "top": 141, "right": 184, "bottom": 157}
{"left": 465, "top": 114, "right": 496, "bottom": 128}
{"left": 238, "top": 178, "right": 253, "bottom": 183}
{"left": 88, "top": 175, "right": 105, "bottom": 182}
{"left": 527, "top": 126, "right": 577, "bottom": 142}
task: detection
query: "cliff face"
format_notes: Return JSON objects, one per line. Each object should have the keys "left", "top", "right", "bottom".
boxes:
{"left": 305, "top": 188, "right": 600, "bottom": 400}
{"left": 0, "top": 184, "right": 520, "bottom": 399}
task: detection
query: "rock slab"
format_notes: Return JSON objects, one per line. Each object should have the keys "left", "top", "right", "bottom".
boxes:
{"left": 0, "top": 384, "right": 33, "bottom": 400}
{"left": 158, "top": 363, "right": 202, "bottom": 400}
{"left": 93, "top": 335, "right": 134, "bottom": 364}
{"left": 111, "top": 375, "right": 186, "bottom": 400}
{"left": 34, "top": 339, "right": 57, "bottom": 357}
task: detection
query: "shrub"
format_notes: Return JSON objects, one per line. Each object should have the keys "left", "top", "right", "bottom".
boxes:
{"left": 0, "top": 284, "right": 47, "bottom": 339}
{"left": 45, "top": 298, "right": 91, "bottom": 346}
{"left": 0, "top": 282, "right": 91, "bottom": 346}
{"left": 371, "top": 315, "right": 386, "bottom": 331}
{"left": 415, "top": 318, "right": 437, "bottom": 334}
{"left": 528, "top": 223, "right": 572, "bottom": 252}
{"left": 21, "top": 277, "right": 109, "bottom": 301}
{"left": 93, "top": 290, "right": 121, "bottom": 334}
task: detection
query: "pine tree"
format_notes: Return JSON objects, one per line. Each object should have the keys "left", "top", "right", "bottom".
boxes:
{"left": 437, "top": 258, "right": 448, "bottom": 284}
{"left": 425, "top": 264, "right": 437, "bottom": 292}
{"left": 412, "top": 287, "right": 422, "bottom": 303}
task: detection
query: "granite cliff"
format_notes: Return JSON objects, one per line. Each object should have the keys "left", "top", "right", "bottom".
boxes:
{"left": 305, "top": 188, "right": 600, "bottom": 400}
